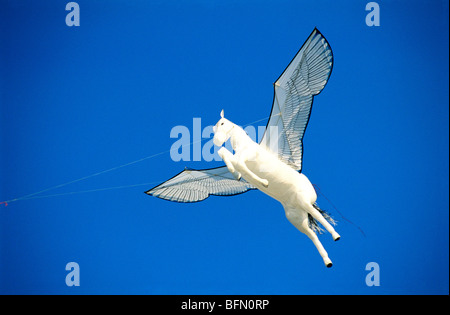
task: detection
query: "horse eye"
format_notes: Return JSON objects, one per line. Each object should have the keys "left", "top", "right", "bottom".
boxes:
{"left": 221, "top": 122, "right": 224, "bottom": 125}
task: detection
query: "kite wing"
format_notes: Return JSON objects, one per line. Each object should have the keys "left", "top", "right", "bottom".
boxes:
{"left": 259, "top": 28, "right": 333, "bottom": 172}
{"left": 147, "top": 28, "right": 332, "bottom": 203}
{"left": 145, "top": 166, "right": 255, "bottom": 203}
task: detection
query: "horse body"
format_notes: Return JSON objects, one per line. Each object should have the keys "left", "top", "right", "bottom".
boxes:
{"left": 214, "top": 112, "right": 340, "bottom": 267}
{"left": 147, "top": 29, "right": 338, "bottom": 267}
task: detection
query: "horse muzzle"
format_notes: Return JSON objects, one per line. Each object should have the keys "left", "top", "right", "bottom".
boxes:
{"left": 213, "top": 131, "right": 228, "bottom": 147}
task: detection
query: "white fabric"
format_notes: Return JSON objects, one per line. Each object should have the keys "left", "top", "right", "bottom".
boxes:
{"left": 146, "top": 166, "right": 254, "bottom": 203}
{"left": 146, "top": 28, "right": 338, "bottom": 266}
{"left": 260, "top": 28, "right": 333, "bottom": 171}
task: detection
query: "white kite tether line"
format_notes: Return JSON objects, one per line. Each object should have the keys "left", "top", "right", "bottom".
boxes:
{"left": 0, "top": 115, "right": 275, "bottom": 206}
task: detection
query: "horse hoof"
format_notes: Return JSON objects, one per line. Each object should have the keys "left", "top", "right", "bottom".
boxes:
{"left": 332, "top": 232, "right": 341, "bottom": 241}
{"left": 326, "top": 262, "right": 333, "bottom": 268}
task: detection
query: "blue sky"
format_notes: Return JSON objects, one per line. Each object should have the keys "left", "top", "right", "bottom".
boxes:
{"left": 0, "top": 0, "right": 448, "bottom": 294}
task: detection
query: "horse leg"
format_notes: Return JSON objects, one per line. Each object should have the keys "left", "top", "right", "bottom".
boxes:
{"left": 233, "top": 149, "right": 269, "bottom": 187}
{"left": 235, "top": 159, "right": 268, "bottom": 188}
{"left": 218, "top": 147, "right": 268, "bottom": 187}
{"left": 304, "top": 203, "right": 340, "bottom": 241}
{"left": 218, "top": 147, "right": 241, "bottom": 180}
{"left": 284, "top": 206, "right": 333, "bottom": 267}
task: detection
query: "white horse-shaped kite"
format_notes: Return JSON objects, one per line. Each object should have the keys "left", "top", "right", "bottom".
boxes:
{"left": 146, "top": 28, "right": 340, "bottom": 267}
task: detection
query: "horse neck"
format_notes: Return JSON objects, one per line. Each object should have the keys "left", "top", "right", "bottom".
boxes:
{"left": 229, "top": 124, "right": 251, "bottom": 151}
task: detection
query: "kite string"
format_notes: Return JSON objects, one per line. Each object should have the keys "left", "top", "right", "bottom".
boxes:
{"left": 313, "top": 184, "right": 366, "bottom": 237}
{"left": 0, "top": 115, "right": 274, "bottom": 205}
{"left": 2, "top": 150, "right": 169, "bottom": 205}
{"left": 15, "top": 170, "right": 242, "bottom": 203}
{"left": 11, "top": 181, "right": 164, "bottom": 202}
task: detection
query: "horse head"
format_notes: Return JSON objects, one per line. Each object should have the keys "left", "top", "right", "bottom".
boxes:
{"left": 213, "top": 110, "right": 234, "bottom": 147}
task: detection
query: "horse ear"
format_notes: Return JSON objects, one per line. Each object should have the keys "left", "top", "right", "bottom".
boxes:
{"left": 220, "top": 109, "right": 224, "bottom": 118}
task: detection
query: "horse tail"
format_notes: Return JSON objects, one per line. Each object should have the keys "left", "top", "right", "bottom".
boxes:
{"left": 308, "top": 203, "right": 337, "bottom": 234}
